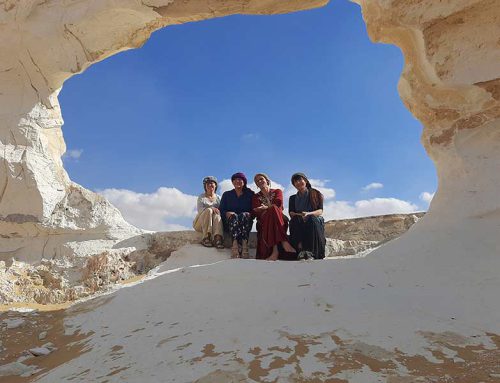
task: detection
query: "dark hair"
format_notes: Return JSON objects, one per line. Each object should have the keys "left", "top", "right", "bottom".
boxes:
{"left": 310, "top": 188, "right": 323, "bottom": 210}
{"left": 291, "top": 172, "right": 312, "bottom": 189}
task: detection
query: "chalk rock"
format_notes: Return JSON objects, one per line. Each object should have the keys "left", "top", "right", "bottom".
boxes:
{"left": 0, "top": 0, "right": 499, "bottom": 309}
{"left": 29, "top": 347, "right": 52, "bottom": 356}
{"left": 3, "top": 318, "right": 25, "bottom": 329}
{"left": 355, "top": 0, "right": 500, "bottom": 224}
{"left": 0, "top": 0, "right": 327, "bottom": 264}
{"left": 0, "top": 361, "right": 37, "bottom": 377}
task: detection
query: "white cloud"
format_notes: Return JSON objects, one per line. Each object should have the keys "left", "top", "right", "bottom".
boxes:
{"left": 308, "top": 179, "right": 336, "bottom": 199}
{"left": 63, "top": 149, "right": 83, "bottom": 160}
{"left": 98, "top": 180, "right": 422, "bottom": 231}
{"left": 99, "top": 187, "right": 197, "bottom": 232}
{"left": 323, "top": 198, "right": 419, "bottom": 221}
{"left": 281, "top": 178, "right": 336, "bottom": 201}
{"left": 362, "top": 182, "right": 384, "bottom": 192}
{"left": 419, "top": 191, "right": 435, "bottom": 204}
{"left": 218, "top": 179, "right": 235, "bottom": 194}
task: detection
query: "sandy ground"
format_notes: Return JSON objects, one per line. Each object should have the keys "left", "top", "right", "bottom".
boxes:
{"left": 1, "top": 241, "right": 499, "bottom": 382}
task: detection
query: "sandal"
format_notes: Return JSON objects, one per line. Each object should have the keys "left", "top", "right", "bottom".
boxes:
{"left": 201, "top": 236, "right": 213, "bottom": 247}
{"left": 241, "top": 240, "right": 249, "bottom": 259}
{"left": 214, "top": 235, "right": 224, "bottom": 249}
{"left": 231, "top": 241, "right": 240, "bottom": 258}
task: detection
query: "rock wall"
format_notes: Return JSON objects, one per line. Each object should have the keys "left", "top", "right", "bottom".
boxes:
{"left": 0, "top": 0, "right": 499, "bottom": 304}
{"left": 355, "top": 0, "right": 500, "bottom": 225}
{"left": 0, "top": 212, "right": 424, "bottom": 304}
{"left": 0, "top": 0, "right": 327, "bottom": 265}
{"left": 324, "top": 212, "right": 425, "bottom": 256}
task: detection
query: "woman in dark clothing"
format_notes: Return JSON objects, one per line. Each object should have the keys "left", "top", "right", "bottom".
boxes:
{"left": 219, "top": 172, "right": 254, "bottom": 258}
{"left": 288, "top": 172, "right": 326, "bottom": 259}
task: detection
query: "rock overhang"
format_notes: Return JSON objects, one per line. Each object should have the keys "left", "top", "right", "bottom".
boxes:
{"left": 0, "top": 0, "right": 499, "bottom": 303}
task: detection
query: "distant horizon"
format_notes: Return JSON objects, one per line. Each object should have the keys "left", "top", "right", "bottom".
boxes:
{"left": 60, "top": 1, "right": 437, "bottom": 231}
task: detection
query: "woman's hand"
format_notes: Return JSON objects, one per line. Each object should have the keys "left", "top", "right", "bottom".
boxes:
{"left": 211, "top": 207, "right": 220, "bottom": 215}
{"left": 226, "top": 211, "right": 236, "bottom": 219}
{"left": 254, "top": 204, "right": 268, "bottom": 211}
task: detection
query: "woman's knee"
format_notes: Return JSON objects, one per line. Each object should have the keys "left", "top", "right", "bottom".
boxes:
{"left": 213, "top": 213, "right": 222, "bottom": 223}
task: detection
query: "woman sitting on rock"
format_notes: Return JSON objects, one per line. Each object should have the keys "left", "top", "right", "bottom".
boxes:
{"left": 193, "top": 176, "right": 224, "bottom": 249}
{"left": 252, "top": 173, "right": 296, "bottom": 261}
{"left": 289, "top": 172, "right": 326, "bottom": 259}
{"left": 219, "top": 172, "right": 255, "bottom": 258}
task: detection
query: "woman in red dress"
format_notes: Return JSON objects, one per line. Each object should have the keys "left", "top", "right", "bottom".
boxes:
{"left": 252, "top": 173, "right": 296, "bottom": 261}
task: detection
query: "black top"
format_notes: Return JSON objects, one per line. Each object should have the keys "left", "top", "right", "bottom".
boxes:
{"left": 289, "top": 188, "right": 323, "bottom": 213}
{"left": 219, "top": 188, "right": 255, "bottom": 221}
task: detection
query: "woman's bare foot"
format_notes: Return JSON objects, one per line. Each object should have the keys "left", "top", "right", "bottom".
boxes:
{"left": 282, "top": 241, "right": 296, "bottom": 253}
{"left": 241, "top": 240, "right": 249, "bottom": 259}
{"left": 266, "top": 246, "right": 279, "bottom": 261}
{"left": 231, "top": 240, "right": 240, "bottom": 259}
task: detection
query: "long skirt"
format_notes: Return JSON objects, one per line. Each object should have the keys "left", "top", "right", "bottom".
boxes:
{"left": 255, "top": 205, "right": 289, "bottom": 260}
{"left": 193, "top": 208, "right": 223, "bottom": 238}
{"left": 289, "top": 215, "right": 326, "bottom": 259}
{"left": 226, "top": 213, "right": 253, "bottom": 243}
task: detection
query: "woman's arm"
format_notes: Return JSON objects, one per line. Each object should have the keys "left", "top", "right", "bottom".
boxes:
{"left": 289, "top": 195, "right": 300, "bottom": 217}
{"left": 219, "top": 192, "right": 228, "bottom": 218}
{"left": 303, "top": 209, "right": 323, "bottom": 217}
{"left": 252, "top": 194, "right": 265, "bottom": 217}
{"left": 196, "top": 195, "right": 204, "bottom": 213}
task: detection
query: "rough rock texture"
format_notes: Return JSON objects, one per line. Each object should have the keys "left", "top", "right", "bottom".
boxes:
{"left": 0, "top": 245, "right": 498, "bottom": 382}
{"left": 324, "top": 212, "right": 425, "bottom": 256}
{"left": 0, "top": 0, "right": 499, "bottom": 380}
{"left": 0, "top": 0, "right": 497, "bottom": 271}
{"left": 355, "top": 0, "right": 500, "bottom": 225}
{"left": 0, "top": 0, "right": 327, "bottom": 300}
{"left": 325, "top": 213, "right": 425, "bottom": 242}
{"left": 0, "top": 212, "right": 425, "bottom": 304}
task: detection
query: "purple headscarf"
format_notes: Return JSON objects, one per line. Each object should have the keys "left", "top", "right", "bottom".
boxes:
{"left": 231, "top": 172, "right": 248, "bottom": 186}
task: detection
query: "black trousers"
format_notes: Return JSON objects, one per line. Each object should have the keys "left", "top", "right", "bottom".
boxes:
{"left": 289, "top": 215, "right": 326, "bottom": 259}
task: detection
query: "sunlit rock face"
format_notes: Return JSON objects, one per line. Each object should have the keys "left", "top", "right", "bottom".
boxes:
{"left": 356, "top": 0, "right": 500, "bottom": 223}
{"left": 0, "top": 0, "right": 327, "bottom": 267}
{"left": 0, "top": 0, "right": 499, "bottom": 305}
{"left": 0, "top": 2, "right": 499, "bottom": 380}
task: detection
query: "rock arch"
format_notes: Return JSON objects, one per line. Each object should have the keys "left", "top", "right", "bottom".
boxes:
{"left": 0, "top": 0, "right": 498, "bottom": 301}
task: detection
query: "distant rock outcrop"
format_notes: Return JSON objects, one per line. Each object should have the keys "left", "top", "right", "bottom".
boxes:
{"left": 324, "top": 212, "right": 425, "bottom": 256}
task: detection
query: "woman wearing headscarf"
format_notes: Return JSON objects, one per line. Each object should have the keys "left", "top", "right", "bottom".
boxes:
{"left": 252, "top": 173, "right": 296, "bottom": 261}
{"left": 219, "top": 172, "right": 255, "bottom": 258}
{"left": 193, "top": 176, "right": 224, "bottom": 249}
{"left": 288, "top": 172, "right": 326, "bottom": 259}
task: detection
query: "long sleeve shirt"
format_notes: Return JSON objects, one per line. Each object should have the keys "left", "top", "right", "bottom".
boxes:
{"left": 219, "top": 188, "right": 255, "bottom": 222}
{"left": 196, "top": 193, "right": 220, "bottom": 214}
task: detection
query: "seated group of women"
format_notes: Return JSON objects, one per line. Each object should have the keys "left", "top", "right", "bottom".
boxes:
{"left": 192, "top": 172, "right": 326, "bottom": 260}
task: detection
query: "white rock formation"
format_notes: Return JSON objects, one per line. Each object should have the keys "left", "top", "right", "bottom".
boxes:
{"left": 0, "top": 0, "right": 498, "bottom": 322}
{"left": 0, "top": 0, "right": 328, "bottom": 301}
{"left": 355, "top": 0, "right": 500, "bottom": 227}
{"left": 1, "top": 245, "right": 498, "bottom": 381}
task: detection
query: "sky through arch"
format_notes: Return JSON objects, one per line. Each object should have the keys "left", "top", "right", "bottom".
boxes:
{"left": 59, "top": 0, "right": 436, "bottom": 231}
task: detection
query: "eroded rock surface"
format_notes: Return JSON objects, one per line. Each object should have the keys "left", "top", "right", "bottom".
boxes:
{"left": 0, "top": 3, "right": 499, "bottom": 379}
{"left": 1, "top": 212, "right": 425, "bottom": 304}
{"left": 355, "top": 0, "right": 500, "bottom": 224}
{"left": 0, "top": 245, "right": 498, "bottom": 382}
{"left": 0, "top": 0, "right": 497, "bottom": 294}
{"left": 0, "top": 0, "right": 327, "bottom": 270}
{"left": 325, "top": 212, "right": 425, "bottom": 256}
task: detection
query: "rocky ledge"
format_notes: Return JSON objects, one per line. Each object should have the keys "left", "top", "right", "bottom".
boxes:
{"left": 0, "top": 212, "right": 424, "bottom": 306}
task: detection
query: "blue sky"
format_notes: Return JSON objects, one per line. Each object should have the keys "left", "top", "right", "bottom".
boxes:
{"left": 59, "top": 1, "right": 436, "bottom": 230}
